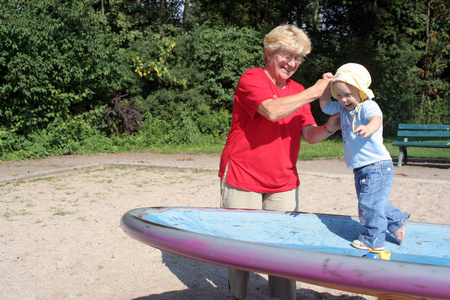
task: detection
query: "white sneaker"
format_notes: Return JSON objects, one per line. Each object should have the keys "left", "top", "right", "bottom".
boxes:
{"left": 351, "top": 239, "right": 384, "bottom": 251}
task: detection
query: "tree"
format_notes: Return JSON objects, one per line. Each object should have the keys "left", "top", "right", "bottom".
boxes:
{"left": 0, "top": 0, "right": 121, "bottom": 135}
{"left": 190, "top": 0, "right": 287, "bottom": 28}
{"left": 418, "top": 0, "right": 450, "bottom": 124}
{"left": 183, "top": 0, "right": 190, "bottom": 29}
{"left": 311, "top": 0, "right": 449, "bottom": 130}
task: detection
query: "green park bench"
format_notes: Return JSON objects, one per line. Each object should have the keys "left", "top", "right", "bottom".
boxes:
{"left": 392, "top": 124, "right": 450, "bottom": 167}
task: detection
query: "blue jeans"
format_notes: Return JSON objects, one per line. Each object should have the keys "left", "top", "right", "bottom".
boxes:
{"left": 353, "top": 160, "right": 410, "bottom": 249}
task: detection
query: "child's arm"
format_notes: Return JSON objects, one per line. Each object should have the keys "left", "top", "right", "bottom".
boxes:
{"left": 354, "top": 116, "right": 381, "bottom": 138}
{"left": 320, "top": 72, "right": 333, "bottom": 110}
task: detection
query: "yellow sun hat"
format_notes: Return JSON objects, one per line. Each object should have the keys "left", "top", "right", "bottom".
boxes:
{"left": 331, "top": 63, "right": 375, "bottom": 100}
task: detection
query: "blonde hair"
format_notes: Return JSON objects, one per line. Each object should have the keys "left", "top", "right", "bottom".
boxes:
{"left": 263, "top": 24, "right": 311, "bottom": 64}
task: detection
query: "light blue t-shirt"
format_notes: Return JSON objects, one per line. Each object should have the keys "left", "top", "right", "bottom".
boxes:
{"left": 323, "top": 100, "right": 392, "bottom": 169}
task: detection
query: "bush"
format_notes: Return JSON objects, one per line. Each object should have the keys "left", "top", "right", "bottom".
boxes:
{"left": 102, "top": 94, "right": 144, "bottom": 136}
{"left": 131, "top": 26, "right": 264, "bottom": 144}
{"left": 0, "top": 0, "right": 121, "bottom": 135}
{"left": 0, "top": 114, "right": 117, "bottom": 160}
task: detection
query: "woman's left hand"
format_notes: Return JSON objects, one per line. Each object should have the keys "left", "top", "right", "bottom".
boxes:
{"left": 326, "top": 113, "right": 341, "bottom": 133}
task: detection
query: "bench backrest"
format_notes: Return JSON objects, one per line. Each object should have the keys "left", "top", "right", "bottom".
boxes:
{"left": 397, "top": 124, "right": 450, "bottom": 138}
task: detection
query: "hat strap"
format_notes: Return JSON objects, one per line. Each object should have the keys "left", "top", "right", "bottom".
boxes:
{"left": 352, "top": 101, "right": 365, "bottom": 132}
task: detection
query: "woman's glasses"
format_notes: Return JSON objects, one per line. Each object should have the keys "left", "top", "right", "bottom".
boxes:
{"left": 279, "top": 53, "right": 305, "bottom": 64}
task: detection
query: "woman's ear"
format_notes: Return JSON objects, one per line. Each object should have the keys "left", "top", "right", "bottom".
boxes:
{"left": 265, "top": 48, "right": 272, "bottom": 62}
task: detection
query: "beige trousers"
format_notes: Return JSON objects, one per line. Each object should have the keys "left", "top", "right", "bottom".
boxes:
{"left": 220, "top": 166, "right": 299, "bottom": 299}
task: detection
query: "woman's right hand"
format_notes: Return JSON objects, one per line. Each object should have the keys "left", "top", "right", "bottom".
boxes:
{"left": 314, "top": 73, "right": 334, "bottom": 101}
{"left": 313, "top": 78, "right": 332, "bottom": 98}
{"left": 322, "top": 72, "right": 334, "bottom": 80}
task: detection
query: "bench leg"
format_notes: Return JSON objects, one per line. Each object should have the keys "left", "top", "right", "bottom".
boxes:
{"left": 403, "top": 147, "right": 408, "bottom": 165}
{"left": 398, "top": 146, "right": 407, "bottom": 167}
{"left": 398, "top": 148, "right": 403, "bottom": 167}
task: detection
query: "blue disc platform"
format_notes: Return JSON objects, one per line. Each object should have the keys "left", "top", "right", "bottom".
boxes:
{"left": 121, "top": 207, "right": 450, "bottom": 300}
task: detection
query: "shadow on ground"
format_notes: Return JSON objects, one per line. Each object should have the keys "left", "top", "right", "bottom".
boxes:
{"left": 392, "top": 157, "right": 449, "bottom": 169}
{"left": 132, "top": 251, "right": 369, "bottom": 300}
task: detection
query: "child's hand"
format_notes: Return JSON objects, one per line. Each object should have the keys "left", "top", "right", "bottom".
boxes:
{"left": 354, "top": 116, "right": 381, "bottom": 138}
{"left": 354, "top": 125, "right": 373, "bottom": 138}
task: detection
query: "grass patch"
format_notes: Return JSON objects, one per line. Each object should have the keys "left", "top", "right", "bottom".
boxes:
{"left": 1, "top": 208, "right": 32, "bottom": 220}
{"left": 2, "top": 209, "right": 14, "bottom": 220}
{"left": 1, "top": 132, "right": 448, "bottom": 164}
{"left": 299, "top": 136, "right": 344, "bottom": 160}
{"left": 28, "top": 176, "right": 57, "bottom": 182}
{"left": 299, "top": 136, "right": 450, "bottom": 162}
{"left": 95, "top": 136, "right": 450, "bottom": 163}
{"left": 52, "top": 208, "right": 77, "bottom": 216}
{"left": 384, "top": 137, "right": 450, "bottom": 160}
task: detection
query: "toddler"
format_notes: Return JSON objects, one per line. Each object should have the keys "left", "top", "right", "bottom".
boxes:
{"left": 320, "top": 63, "right": 410, "bottom": 250}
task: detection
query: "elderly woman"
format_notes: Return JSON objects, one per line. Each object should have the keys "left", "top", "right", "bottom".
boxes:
{"left": 218, "top": 24, "right": 340, "bottom": 300}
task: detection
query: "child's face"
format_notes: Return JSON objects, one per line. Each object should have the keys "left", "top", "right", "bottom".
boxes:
{"left": 333, "top": 82, "right": 362, "bottom": 111}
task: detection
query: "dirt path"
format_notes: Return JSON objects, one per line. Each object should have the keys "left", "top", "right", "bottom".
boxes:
{"left": 1, "top": 152, "right": 448, "bottom": 299}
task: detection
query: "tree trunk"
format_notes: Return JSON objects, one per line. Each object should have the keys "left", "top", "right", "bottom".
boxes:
{"left": 160, "top": 0, "right": 166, "bottom": 25}
{"left": 313, "top": 0, "right": 319, "bottom": 31}
{"left": 255, "top": 0, "right": 261, "bottom": 26}
{"left": 420, "top": 0, "right": 431, "bottom": 123}
{"left": 183, "top": 0, "right": 190, "bottom": 28}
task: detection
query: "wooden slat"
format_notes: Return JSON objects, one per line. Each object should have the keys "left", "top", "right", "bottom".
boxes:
{"left": 392, "top": 141, "right": 450, "bottom": 148}
{"left": 396, "top": 130, "right": 450, "bottom": 138}
{"left": 398, "top": 124, "right": 450, "bottom": 131}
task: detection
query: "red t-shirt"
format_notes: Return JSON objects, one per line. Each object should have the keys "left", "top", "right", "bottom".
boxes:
{"left": 219, "top": 67, "right": 317, "bottom": 193}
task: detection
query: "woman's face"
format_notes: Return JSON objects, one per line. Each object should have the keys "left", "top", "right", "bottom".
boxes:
{"left": 265, "top": 49, "right": 304, "bottom": 87}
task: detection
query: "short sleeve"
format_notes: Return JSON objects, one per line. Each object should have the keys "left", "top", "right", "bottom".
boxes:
{"left": 322, "top": 101, "right": 342, "bottom": 115}
{"left": 234, "top": 68, "right": 277, "bottom": 117}
{"left": 360, "top": 101, "right": 383, "bottom": 123}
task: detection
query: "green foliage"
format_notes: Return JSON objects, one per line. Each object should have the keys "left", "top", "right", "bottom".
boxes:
{"left": 0, "top": 0, "right": 448, "bottom": 161}
{"left": 132, "top": 31, "right": 186, "bottom": 90}
{"left": 195, "top": 108, "right": 231, "bottom": 138}
{"left": 190, "top": 0, "right": 324, "bottom": 30}
{"left": 304, "top": 0, "right": 449, "bottom": 134}
{"left": 374, "top": 40, "right": 424, "bottom": 134}
{"left": 104, "top": 0, "right": 184, "bottom": 33}
{"left": 138, "top": 110, "right": 203, "bottom": 146}
{"left": 128, "top": 25, "right": 262, "bottom": 146}
{"left": 0, "top": 0, "right": 121, "bottom": 135}
{"left": 102, "top": 94, "right": 144, "bottom": 136}
{"left": 0, "top": 114, "right": 117, "bottom": 160}
{"left": 179, "top": 26, "right": 264, "bottom": 110}
{"left": 416, "top": 0, "right": 450, "bottom": 125}
{"left": 364, "top": 0, "right": 450, "bottom": 134}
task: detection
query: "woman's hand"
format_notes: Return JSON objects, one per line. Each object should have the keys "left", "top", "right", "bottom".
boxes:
{"left": 322, "top": 72, "right": 334, "bottom": 80}
{"left": 326, "top": 113, "right": 341, "bottom": 133}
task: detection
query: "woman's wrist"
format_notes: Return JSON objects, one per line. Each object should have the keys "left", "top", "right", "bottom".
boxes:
{"left": 323, "top": 125, "right": 335, "bottom": 135}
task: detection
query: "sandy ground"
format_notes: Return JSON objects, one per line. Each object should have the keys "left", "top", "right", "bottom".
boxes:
{"left": 0, "top": 152, "right": 449, "bottom": 300}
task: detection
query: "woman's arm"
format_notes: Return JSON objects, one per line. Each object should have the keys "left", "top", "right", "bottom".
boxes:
{"left": 257, "top": 78, "right": 331, "bottom": 121}
{"left": 319, "top": 83, "right": 333, "bottom": 111}
{"left": 320, "top": 73, "right": 334, "bottom": 110}
{"left": 301, "top": 113, "right": 341, "bottom": 144}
